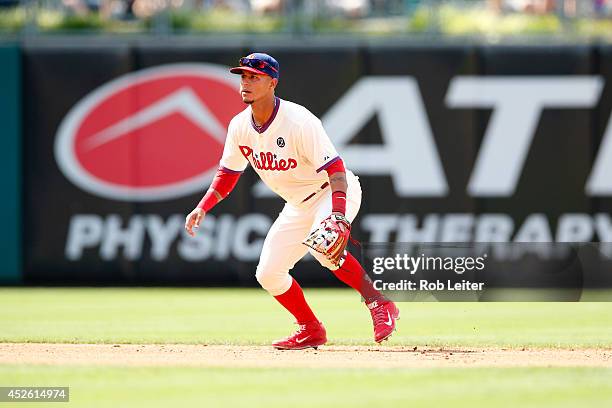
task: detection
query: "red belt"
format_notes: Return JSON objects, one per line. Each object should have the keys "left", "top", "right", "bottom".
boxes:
{"left": 301, "top": 182, "right": 329, "bottom": 203}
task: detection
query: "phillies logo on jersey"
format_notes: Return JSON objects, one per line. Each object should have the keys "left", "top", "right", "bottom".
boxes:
{"left": 239, "top": 145, "right": 297, "bottom": 171}
{"left": 55, "top": 63, "right": 243, "bottom": 201}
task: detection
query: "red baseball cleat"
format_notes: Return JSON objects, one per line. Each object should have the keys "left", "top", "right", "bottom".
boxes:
{"left": 367, "top": 300, "right": 400, "bottom": 343}
{"left": 272, "top": 321, "right": 327, "bottom": 350}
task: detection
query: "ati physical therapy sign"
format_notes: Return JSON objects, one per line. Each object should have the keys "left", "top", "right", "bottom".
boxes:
{"left": 54, "top": 65, "right": 612, "bottom": 263}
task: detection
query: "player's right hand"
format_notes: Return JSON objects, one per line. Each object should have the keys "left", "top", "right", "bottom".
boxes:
{"left": 185, "top": 208, "right": 206, "bottom": 237}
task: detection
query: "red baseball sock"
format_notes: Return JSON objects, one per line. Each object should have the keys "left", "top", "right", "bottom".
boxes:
{"left": 273, "top": 278, "right": 318, "bottom": 323}
{"left": 332, "top": 252, "right": 387, "bottom": 305}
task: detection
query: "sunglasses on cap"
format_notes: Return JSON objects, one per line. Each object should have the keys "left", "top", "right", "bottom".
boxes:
{"left": 239, "top": 57, "right": 279, "bottom": 73}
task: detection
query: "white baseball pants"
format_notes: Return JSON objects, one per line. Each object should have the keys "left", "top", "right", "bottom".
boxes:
{"left": 255, "top": 171, "right": 362, "bottom": 296}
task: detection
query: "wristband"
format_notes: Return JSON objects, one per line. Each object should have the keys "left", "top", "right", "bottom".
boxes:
{"left": 332, "top": 191, "right": 347, "bottom": 215}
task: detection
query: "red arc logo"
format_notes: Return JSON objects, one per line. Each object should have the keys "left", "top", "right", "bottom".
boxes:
{"left": 55, "top": 63, "right": 244, "bottom": 201}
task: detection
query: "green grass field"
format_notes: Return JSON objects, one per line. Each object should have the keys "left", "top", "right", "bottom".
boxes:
{"left": 1, "top": 288, "right": 611, "bottom": 407}
{"left": 1, "top": 288, "right": 611, "bottom": 347}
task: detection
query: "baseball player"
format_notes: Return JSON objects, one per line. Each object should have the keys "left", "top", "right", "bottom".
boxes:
{"left": 185, "top": 53, "right": 399, "bottom": 350}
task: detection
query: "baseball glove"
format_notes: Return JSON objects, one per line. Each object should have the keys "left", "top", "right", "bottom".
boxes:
{"left": 303, "top": 213, "right": 351, "bottom": 267}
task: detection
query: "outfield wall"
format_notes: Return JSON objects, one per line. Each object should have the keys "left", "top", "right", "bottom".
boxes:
{"left": 4, "top": 41, "right": 612, "bottom": 285}
{"left": 0, "top": 43, "right": 20, "bottom": 284}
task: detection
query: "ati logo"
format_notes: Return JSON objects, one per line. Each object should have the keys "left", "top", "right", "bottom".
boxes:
{"left": 276, "top": 137, "right": 285, "bottom": 148}
{"left": 239, "top": 145, "right": 297, "bottom": 171}
{"left": 254, "top": 76, "right": 612, "bottom": 198}
{"left": 55, "top": 63, "right": 243, "bottom": 201}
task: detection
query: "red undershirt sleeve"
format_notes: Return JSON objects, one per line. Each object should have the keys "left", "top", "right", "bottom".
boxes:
{"left": 325, "top": 159, "right": 347, "bottom": 215}
{"left": 197, "top": 167, "right": 242, "bottom": 212}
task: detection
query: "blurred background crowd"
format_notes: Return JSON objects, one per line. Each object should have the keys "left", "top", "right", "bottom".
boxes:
{"left": 0, "top": 0, "right": 610, "bottom": 37}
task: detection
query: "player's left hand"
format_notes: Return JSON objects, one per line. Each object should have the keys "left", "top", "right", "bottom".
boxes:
{"left": 303, "top": 213, "right": 351, "bottom": 267}
{"left": 331, "top": 212, "right": 351, "bottom": 232}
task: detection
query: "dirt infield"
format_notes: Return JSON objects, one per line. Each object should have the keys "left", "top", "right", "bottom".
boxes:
{"left": 1, "top": 343, "right": 612, "bottom": 368}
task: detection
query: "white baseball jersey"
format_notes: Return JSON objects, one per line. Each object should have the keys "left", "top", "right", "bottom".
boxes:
{"left": 219, "top": 97, "right": 341, "bottom": 206}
